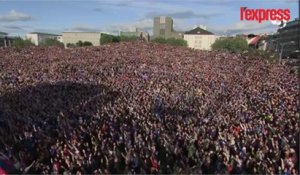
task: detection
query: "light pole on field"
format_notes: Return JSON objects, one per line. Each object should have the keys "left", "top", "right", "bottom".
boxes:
{"left": 279, "top": 41, "right": 296, "bottom": 62}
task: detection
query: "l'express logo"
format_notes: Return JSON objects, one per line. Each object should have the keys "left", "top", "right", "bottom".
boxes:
{"left": 240, "top": 7, "right": 290, "bottom": 27}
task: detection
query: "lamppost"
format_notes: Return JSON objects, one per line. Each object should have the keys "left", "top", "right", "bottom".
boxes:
{"left": 279, "top": 41, "right": 295, "bottom": 62}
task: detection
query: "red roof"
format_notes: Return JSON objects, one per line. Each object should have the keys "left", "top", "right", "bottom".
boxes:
{"left": 249, "top": 36, "right": 262, "bottom": 45}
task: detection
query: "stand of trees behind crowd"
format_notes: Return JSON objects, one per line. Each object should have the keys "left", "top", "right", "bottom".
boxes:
{"left": 12, "top": 37, "right": 65, "bottom": 48}
{"left": 212, "top": 37, "right": 278, "bottom": 62}
{"left": 100, "top": 33, "right": 140, "bottom": 45}
{"left": 66, "top": 41, "right": 93, "bottom": 47}
{"left": 100, "top": 34, "right": 188, "bottom": 47}
{"left": 11, "top": 37, "right": 34, "bottom": 48}
{"left": 212, "top": 37, "right": 248, "bottom": 53}
{"left": 151, "top": 37, "right": 187, "bottom": 47}
{"left": 40, "top": 38, "right": 64, "bottom": 47}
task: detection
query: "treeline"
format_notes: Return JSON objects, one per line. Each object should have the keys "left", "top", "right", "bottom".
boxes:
{"left": 151, "top": 37, "right": 187, "bottom": 47}
{"left": 10, "top": 35, "right": 188, "bottom": 48}
{"left": 100, "top": 34, "right": 188, "bottom": 47}
{"left": 100, "top": 34, "right": 140, "bottom": 44}
{"left": 11, "top": 37, "right": 35, "bottom": 48}
{"left": 66, "top": 41, "right": 93, "bottom": 48}
{"left": 11, "top": 37, "right": 65, "bottom": 48}
{"left": 211, "top": 37, "right": 278, "bottom": 62}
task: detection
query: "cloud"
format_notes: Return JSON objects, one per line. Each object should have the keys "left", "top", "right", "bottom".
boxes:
{"left": 210, "top": 21, "right": 278, "bottom": 35}
{"left": 4, "top": 25, "right": 23, "bottom": 30}
{"left": 116, "top": 0, "right": 133, "bottom": 7}
{"left": 0, "top": 24, "right": 34, "bottom": 33}
{"left": 0, "top": 24, "right": 36, "bottom": 36}
{"left": 94, "top": 7, "right": 102, "bottom": 12}
{"left": 144, "top": 11, "right": 220, "bottom": 19}
{"left": 106, "top": 19, "right": 153, "bottom": 34}
{"left": 66, "top": 25, "right": 101, "bottom": 32}
{"left": 31, "top": 29, "right": 62, "bottom": 35}
{"left": 272, "top": 0, "right": 297, "bottom": 3}
{"left": 94, "top": 0, "right": 162, "bottom": 10}
{"left": 0, "top": 10, "right": 33, "bottom": 22}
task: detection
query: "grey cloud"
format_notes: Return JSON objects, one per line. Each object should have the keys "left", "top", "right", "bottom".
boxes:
{"left": 0, "top": 10, "right": 33, "bottom": 22}
{"left": 32, "top": 28, "right": 62, "bottom": 35}
{"left": 145, "top": 11, "right": 220, "bottom": 19}
{"left": 284, "top": 0, "right": 298, "bottom": 3}
{"left": 66, "top": 25, "right": 101, "bottom": 32}
{"left": 94, "top": 7, "right": 102, "bottom": 12}
{"left": 210, "top": 22, "right": 277, "bottom": 35}
{"left": 140, "top": 27, "right": 153, "bottom": 31}
{"left": 4, "top": 25, "right": 24, "bottom": 30}
{"left": 95, "top": 1, "right": 158, "bottom": 10}
{"left": 116, "top": 0, "right": 133, "bottom": 7}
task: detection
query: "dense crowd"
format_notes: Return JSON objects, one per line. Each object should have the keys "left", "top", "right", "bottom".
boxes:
{"left": 0, "top": 42, "right": 298, "bottom": 174}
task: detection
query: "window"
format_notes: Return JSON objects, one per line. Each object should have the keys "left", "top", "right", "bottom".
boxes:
{"left": 160, "top": 24, "right": 166, "bottom": 29}
{"left": 197, "top": 43, "right": 202, "bottom": 48}
{"left": 160, "top": 16, "right": 166, "bottom": 23}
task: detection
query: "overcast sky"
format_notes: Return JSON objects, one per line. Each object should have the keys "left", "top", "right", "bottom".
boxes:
{"left": 0, "top": 0, "right": 298, "bottom": 36}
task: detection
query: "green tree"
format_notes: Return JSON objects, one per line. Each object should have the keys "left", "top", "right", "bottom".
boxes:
{"left": 120, "top": 35, "right": 139, "bottom": 42}
{"left": 100, "top": 34, "right": 114, "bottom": 44}
{"left": 101, "top": 34, "right": 123, "bottom": 44}
{"left": 152, "top": 37, "right": 187, "bottom": 47}
{"left": 12, "top": 37, "right": 34, "bottom": 48}
{"left": 112, "top": 36, "right": 121, "bottom": 43}
{"left": 82, "top": 41, "right": 93, "bottom": 46}
{"left": 211, "top": 37, "right": 248, "bottom": 53}
{"left": 40, "top": 38, "right": 64, "bottom": 47}
{"left": 100, "top": 34, "right": 142, "bottom": 44}
{"left": 166, "top": 38, "right": 187, "bottom": 46}
{"left": 76, "top": 40, "right": 84, "bottom": 47}
{"left": 152, "top": 37, "right": 168, "bottom": 44}
{"left": 66, "top": 43, "right": 76, "bottom": 48}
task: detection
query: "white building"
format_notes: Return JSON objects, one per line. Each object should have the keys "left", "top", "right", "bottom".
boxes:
{"left": 26, "top": 32, "right": 61, "bottom": 46}
{"left": 62, "top": 32, "right": 102, "bottom": 47}
{"left": 57, "top": 35, "right": 63, "bottom": 43}
{"left": 184, "top": 27, "right": 217, "bottom": 50}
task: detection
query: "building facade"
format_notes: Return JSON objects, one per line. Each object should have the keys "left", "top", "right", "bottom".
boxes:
{"left": 62, "top": 32, "right": 102, "bottom": 46}
{"left": 57, "top": 35, "right": 63, "bottom": 43}
{"left": 153, "top": 16, "right": 183, "bottom": 39}
{"left": 120, "top": 28, "right": 140, "bottom": 37}
{"left": 277, "top": 19, "right": 300, "bottom": 58}
{"left": 0, "top": 32, "right": 13, "bottom": 48}
{"left": 184, "top": 27, "right": 217, "bottom": 50}
{"left": 26, "top": 32, "right": 61, "bottom": 46}
{"left": 120, "top": 29, "right": 150, "bottom": 41}
{"left": 0, "top": 32, "right": 8, "bottom": 47}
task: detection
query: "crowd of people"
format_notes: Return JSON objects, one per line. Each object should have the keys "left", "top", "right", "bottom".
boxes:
{"left": 0, "top": 41, "right": 298, "bottom": 174}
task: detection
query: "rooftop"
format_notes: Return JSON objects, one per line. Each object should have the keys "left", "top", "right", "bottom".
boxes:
{"left": 278, "top": 19, "right": 300, "bottom": 31}
{"left": 0, "top": 32, "right": 8, "bottom": 35}
{"left": 29, "top": 32, "right": 61, "bottom": 36}
{"left": 63, "top": 31, "right": 102, "bottom": 33}
{"left": 184, "top": 27, "right": 214, "bottom": 35}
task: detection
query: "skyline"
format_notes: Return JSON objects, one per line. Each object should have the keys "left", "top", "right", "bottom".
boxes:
{"left": 0, "top": 0, "right": 298, "bottom": 36}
